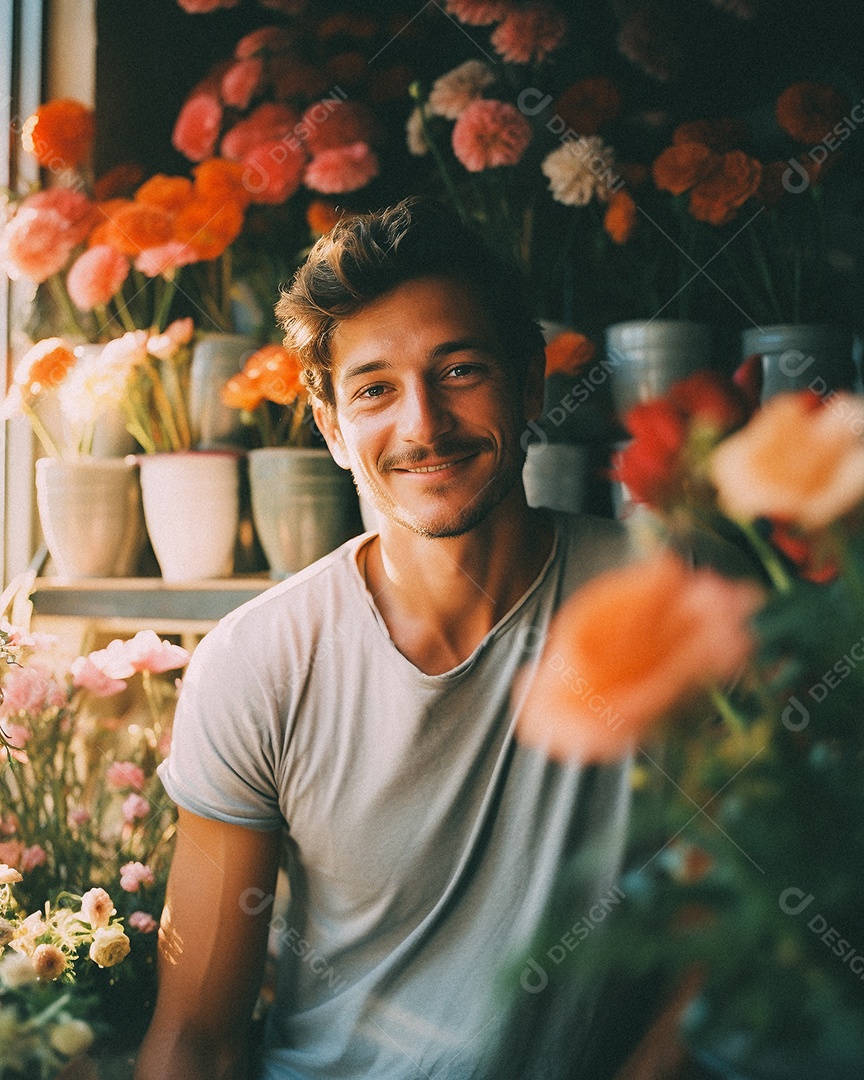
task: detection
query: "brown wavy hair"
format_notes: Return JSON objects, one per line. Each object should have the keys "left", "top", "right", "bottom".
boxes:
{"left": 274, "top": 196, "right": 545, "bottom": 408}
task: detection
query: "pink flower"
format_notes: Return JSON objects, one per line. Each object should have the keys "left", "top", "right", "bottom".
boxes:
{"left": 2, "top": 724, "right": 30, "bottom": 748}
{"left": 119, "top": 861, "right": 155, "bottom": 892}
{"left": 172, "top": 92, "right": 224, "bottom": 162}
{"left": 20, "top": 845, "right": 46, "bottom": 872}
{"left": 241, "top": 138, "right": 308, "bottom": 204}
{"left": 299, "top": 100, "right": 376, "bottom": 156}
{"left": 1, "top": 663, "right": 67, "bottom": 714}
{"left": 128, "top": 910, "right": 158, "bottom": 933}
{"left": 68, "top": 807, "right": 89, "bottom": 828}
{"left": 235, "top": 26, "right": 294, "bottom": 59}
{"left": 451, "top": 99, "right": 532, "bottom": 172}
{"left": 220, "top": 103, "right": 299, "bottom": 162}
{"left": 444, "top": 0, "right": 514, "bottom": 24}
{"left": 147, "top": 318, "right": 195, "bottom": 361}
{"left": 66, "top": 245, "right": 129, "bottom": 311}
{"left": 134, "top": 241, "right": 198, "bottom": 277}
{"left": 304, "top": 142, "right": 379, "bottom": 194}
{"left": 85, "top": 631, "right": 190, "bottom": 681}
{"left": 490, "top": 3, "right": 567, "bottom": 63}
{"left": 221, "top": 58, "right": 263, "bottom": 109}
{"left": 105, "top": 761, "right": 146, "bottom": 791}
{"left": 0, "top": 207, "right": 76, "bottom": 283}
{"left": 23, "top": 189, "right": 95, "bottom": 246}
{"left": 71, "top": 656, "right": 128, "bottom": 697}
{"left": 177, "top": 0, "right": 239, "bottom": 11}
{"left": 0, "top": 842, "right": 23, "bottom": 869}
{"left": 80, "top": 887, "right": 114, "bottom": 928}
{"left": 122, "top": 793, "right": 151, "bottom": 824}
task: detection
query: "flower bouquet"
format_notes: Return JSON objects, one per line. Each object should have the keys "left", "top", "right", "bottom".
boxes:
{"left": 0, "top": 624, "right": 190, "bottom": 1074}
{"left": 511, "top": 374, "right": 864, "bottom": 1074}
{"left": 219, "top": 342, "right": 311, "bottom": 448}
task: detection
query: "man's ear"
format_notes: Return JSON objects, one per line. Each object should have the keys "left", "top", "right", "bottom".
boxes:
{"left": 522, "top": 349, "right": 546, "bottom": 423}
{"left": 312, "top": 397, "right": 350, "bottom": 470}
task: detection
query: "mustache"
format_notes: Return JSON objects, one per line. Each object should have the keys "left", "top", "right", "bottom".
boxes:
{"left": 380, "top": 436, "right": 494, "bottom": 472}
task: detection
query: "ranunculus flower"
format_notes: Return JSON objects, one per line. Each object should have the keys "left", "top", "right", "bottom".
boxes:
{"left": 490, "top": 3, "right": 567, "bottom": 64}
{"left": 173, "top": 198, "right": 245, "bottom": 260}
{"left": 304, "top": 142, "right": 379, "bottom": 194}
{"left": 452, "top": 99, "right": 532, "bottom": 172}
{"left": 89, "top": 925, "right": 131, "bottom": 968}
{"left": 119, "top": 861, "right": 155, "bottom": 892}
{"left": 776, "top": 82, "right": 850, "bottom": 146}
{"left": 80, "top": 887, "right": 115, "bottom": 929}
{"left": 22, "top": 188, "right": 95, "bottom": 245}
{"left": 121, "top": 794, "right": 151, "bottom": 824}
{"left": 709, "top": 390, "right": 864, "bottom": 530}
{"left": 128, "top": 910, "right": 158, "bottom": 934}
{"left": 220, "top": 102, "right": 299, "bottom": 161}
{"left": 9, "top": 337, "right": 76, "bottom": 399}
{"left": 544, "top": 332, "right": 595, "bottom": 377}
{"left": 104, "top": 203, "right": 174, "bottom": 256}
{"left": 135, "top": 174, "right": 194, "bottom": 214}
{"left": 105, "top": 761, "right": 146, "bottom": 791}
{"left": 1, "top": 662, "right": 67, "bottom": 714}
{"left": 603, "top": 189, "right": 637, "bottom": 244}
{"left": 134, "top": 241, "right": 198, "bottom": 277}
{"left": 443, "top": 0, "right": 513, "bottom": 24}
{"left": 299, "top": 100, "right": 377, "bottom": 156}
{"left": 147, "top": 317, "right": 195, "bottom": 361}
{"left": 653, "top": 142, "right": 719, "bottom": 195}
{"left": 21, "top": 99, "right": 94, "bottom": 168}
{"left": 427, "top": 60, "right": 496, "bottom": 121}
{"left": 66, "top": 245, "right": 129, "bottom": 311}
{"left": 241, "top": 138, "right": 308, "bottom": 204}
{"left": 33, "top": 943, "right": 67, "bottom": 981}
{"left": 221, "top": 57, "right": 264, "bottom": 109}
{"left": 0, "top": 207, "right": 77, "bottom": 283}
{"left": 20, "top": 845, "right": 47, "bottom": 872}
{"left": 688, "top": 150, "right": 762, "bottom": 226}
{"left": 172, "top": 92, "right": 224, "bottom": 162}
{"left": 88, "top": 630, "right": 190, "bottom": 680}
{"left": 193, "top": 158, "right": 253, "bottom": 209}
{"left": 515, "top": 550, "right": 764, "bottom": 762}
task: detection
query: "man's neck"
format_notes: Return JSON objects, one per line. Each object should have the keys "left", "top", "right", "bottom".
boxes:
{"left": 360, "top": 493, "right": 555, "bottom": 675}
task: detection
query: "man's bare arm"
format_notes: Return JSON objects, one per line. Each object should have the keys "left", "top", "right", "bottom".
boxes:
{"left": 134, "top": 808, "right": 282, "bottom": 1080}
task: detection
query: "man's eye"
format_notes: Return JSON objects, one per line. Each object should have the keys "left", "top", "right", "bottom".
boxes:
{"left": 447, "top": 364, "right": 481, "bottom": 379}
{"left": 359, "top": 384, "right": 387, "bottom": 399}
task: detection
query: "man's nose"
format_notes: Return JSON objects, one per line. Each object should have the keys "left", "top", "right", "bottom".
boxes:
{"left": 398, "top": 381, "right": 455, "bottom": 444}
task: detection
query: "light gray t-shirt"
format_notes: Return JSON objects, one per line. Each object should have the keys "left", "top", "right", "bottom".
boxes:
{"left": 160, "top": 513, "right": 633, "bottom": 1079}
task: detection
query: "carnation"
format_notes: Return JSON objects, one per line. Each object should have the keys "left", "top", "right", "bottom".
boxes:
{"left": 128, "top": 910, "right": 158, "bottom": 934}
{"left": 451, "top": 99, "right": 532, "bottom": 172}
{"left": 299, "top": 100, "right": 376, "bottom": 156}
{"left": 490, "top": 3, "right": 567, "bottom": 64}
{"left": 541, "top": 136, "right": 617, "bottom": 206}
{"left": 0, "top": 207, "right": 77, "bottom": 284}
{"left": 22, "top": 188, "right": 95, "bottom": 246}
{"left": 172, "top": 92, "right": 224, "bottom": 162}
{"left": 66, "top": 244, "right": 129, "bottom": 311}
{"left": 428, "top": 60, "right": 496, "bottom": 121}
{"left": 122, "top": 794, "right": 152, "bottom": 825}
{"left": 221, "top": 102, "right": 299, "bottom": 162}
{"left": 120, "top": 861, "right": 155, "bottom": 892}
{"left": 105, "top": 761, "right": 146, "bottom": 791}
{"left": 304, "top": 142, "right": 379, "bottom": 194}
{"left": 1, "top": 661, "right": 67, "bottom": 715}
{"left": 241, "top": 138, "right": 308, "bottom": 204}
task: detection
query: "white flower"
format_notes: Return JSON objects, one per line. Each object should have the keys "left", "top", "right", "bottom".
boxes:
{"left": 57, "top": 330, "right": 147, "bottom": 431}
{"left": 89, "top": 925, "right": 131, "bottom": 968}
{"left": 0, "top": 864, "right": 21, "bottom": 885}
{"left": 541, "top": 136, "right": 617, "bottom": 207}
{"left": 427, "top": 59, "right": 496, "bottom": 120}
{"left": 49, "top": 1017, "right": 94, "bottom": 1058}
{"left": 10, "top": 910, "right": 47, "bottom": 955}
{"left": 405, "top": 107, "right": 429, "bottom": 157}
{"left": 80, "top": 887, "right": 115, "bottom": 929}
{"left": 0, "top": 951, "right": 38, "bottom": 988}
{"left": 32, "top": 942, "right": 67, "bottom": 981}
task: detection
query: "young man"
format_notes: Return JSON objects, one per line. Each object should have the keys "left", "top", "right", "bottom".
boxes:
{"left": 134, "top": 198, "right": 633, "bottom": 1080}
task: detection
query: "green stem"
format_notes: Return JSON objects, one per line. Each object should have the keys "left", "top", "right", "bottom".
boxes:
{"left": 417, "top": 102, "right": 470, "bottom": 222}
{"left": 153, "top": 276, "right": 178, "bottom": 333}
{"left": 737, "top": 519, "right": 793, "bottom": 593}
{"left": 47, "top": 275, "right": 89, "bottom": 338}
{"left": 709, "top": 684, "right": 747, "bottom": 740}
{"left": 19, "top": 399, "right": 62, "bottom": 457}
{"left": 113, "top": 286, "right": 138, "bottom": 334}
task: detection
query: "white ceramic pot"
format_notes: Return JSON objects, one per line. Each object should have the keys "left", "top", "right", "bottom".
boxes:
{"left": 188, "top": 333, "right": 256, "bottom": 448}
{"left": 35, "top": 457, "right": 145, "bottom": 578}
{"left": 138, "top": 451, "right": 240, "bottom": 581}
{"left": 741, "top": 324, "right": 855, "bottom": 402}
{"left": 248, "top": 447, "right": 358, "bottom": 578}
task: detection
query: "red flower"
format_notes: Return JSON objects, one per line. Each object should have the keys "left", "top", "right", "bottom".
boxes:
{"left": 544, "top": 332, "right": 595, "bottom": 377}
{"left": 221, "top": 58, "right": 264, "bottom": 109}
{"left": 603, "top": 189, "right": 637, "bottom": 244}
{"left": 653, "top": 142, "right": 718, "bottom": 195}
{"left": 491, "top": 3, "right": 567, "bottom": 64}
{"left": 452, "top": 99, "right": 532, "bottom": 172}
{"left": 299, "top": 100, "right": 377, "bottom": 156}
{"left": 303, "top": 142, "right": 379, "bottom": 194}
{"left": 770, "top": 523, "right": 839, "bottom": 584}
{"left": 776, "top": 82, "right": 850, "bottom": 145}
{"left": 688, "top": 151, "right": 762, "bottom": 226}
{"left": 21, "top": 99, "right": 94, "bottom": 169}
{"left": 220, "top": 102, "right": 299, "bottom": 162}
{"left": 554, "top": 77, "right": 623, "bottom": 135}
{"left": 241, "top": 139, "right": 308, "bottom": 204}
{"left": 172, "top": 92, "right": 223, "bottom": 162}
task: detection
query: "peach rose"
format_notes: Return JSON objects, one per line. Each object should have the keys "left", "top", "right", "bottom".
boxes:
{"left": 66, "top": 245, "right": 129, "bottom": 311}
{"left": 89, "top": 925, "right": 131, "bottom": 968}
{"left": 515, "top": 550, "right": 763, "bottom": 762}
{"left": 80, "top": 887, "right": 115, "bottom": 929}
{"left": 709, "top": 390, "right": 864, "bottom": 530}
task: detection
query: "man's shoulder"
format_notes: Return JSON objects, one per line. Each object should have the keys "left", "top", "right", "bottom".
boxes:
{"left": 552, "top": 511, "right": 634, "bottom": 593}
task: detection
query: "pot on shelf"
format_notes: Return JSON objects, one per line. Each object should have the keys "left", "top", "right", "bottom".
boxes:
{"left": 741, "top": 324, "right": 855, "bottom": 402}
{"left": 248, "top": 447, "right": 359, "bottom": 579}
{"left": 188, "top": 333, "right": 257, "bottom": 448}
{"left": 35, "top": 457, "right": 145, "bottom": 578}
{"left": 138, "top": 450, "right": 240, "bottom": 581}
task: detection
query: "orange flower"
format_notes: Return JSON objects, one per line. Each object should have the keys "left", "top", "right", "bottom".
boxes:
{"left": 245, "top": 344, "right": 305, "bottom": 405}
{"left": 105, "top": 203, "right": 174, "bottom": 255}
{"left": 193, "top": 159, "right": 253, "bottom": 209}
{"left": 173, "top": 198, "right": 244, "bottom": 261}
{"left": 688, "top": 151, "right": 762, "bottom": 226}
{"left": 652, "top": 142, "right": 718, "bottom": 195}
{"left": 672, "top": 118, "right": 750, "bottom": 152}
{"left": 776, "top": 82, "right": 849, "bottom": 145}
{"left": 220, "top": 370, "right": 265, "bottom": 412}
{"left": 135, "top": 174, "right": 195, "bottom": 214}
{"left": 603, "top": 189, "right": 637, "bottom": 244}
{"left": 21, "top": 99, "right": 94, "bottom": 168}
{"left": 306, "top": 199, "right": 343, "bottom": 235}
{"left": 710, "top": 390, "right": 864, "bottom": 531}
{"left": 11, "top": 337, "right": 76, "bottom": 398}
{"left": 554, "top": 77, "right": 623, "bottom": 136}
{"left": 544, "top": 331, "right": 595, "bottom": 377}
{"left": 515, "top": 549, "right": 763, "bottom": 762}
{"left": 93, "top": 163, "right": 144, "bottom": 200}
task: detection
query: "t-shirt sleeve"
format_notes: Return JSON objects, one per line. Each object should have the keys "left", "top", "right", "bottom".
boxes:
{"left": 158, "top": 616, "right": 285, "bottom": 831}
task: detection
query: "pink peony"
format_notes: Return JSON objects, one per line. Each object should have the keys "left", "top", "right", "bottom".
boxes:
{"left": 444, "top": 0, "right": 514, "bottom": 24}
{"left": 20, "top": 845, "right": 47, "bottom": 872}
{"left": 105, "top": 761, "right": 146, "bottom": 791}
{"left": 172, "top": 92, "right": 224, "bottom": 162}
{"left": 221, "top": 102, "right": 299, "bottom": 162}
{"left": 1, "top": 662, "right": 67, "bottom": 715}
{"left": 66, "top": 245, "right": 129, "bottom": 311}
{"left": 23, "top": 189, "right": 95, "bottom": 246}
{"left": 122, "top": 793, "right": 151, "bottom": 824}
{"left": 128, "top": 910, "right": 158, "bottom": 933}
{"left": 70, "top": 656, "right": 128, "bottom": 697}
{"left": 119, "top": 861, "right": 155, "bottom": 893}
{"left": 242, "top": 138, "right": 308, "bottom": 204}
{"left": 491, "top": 2, "right": 568, "bottom": 63}
{"left": 177, "top": 0, "right": 239, "bottom": 11}
{"left": 2, "top": 724, "right": 30, "bottom": 748}
{"left": 304, "top": 142, "right": 379, "bottom": 194}
{"left": 134, "top": 240, "right": 198, "bottom": 277}
{"left": 221, "top": 58, "right": 263, "bottom": 109}
{"left": 299, "top": 100, "right": 376, "bottom": 156}
{"left": 147, "top": 317, "right": 195, "bottom": 361}
{"left": 0, "top": 207, "right": 77, "bottom": 283}
{"left": 235, "top": 26, "right": 294, "bottom": 59}
{"left": 451, "top": 99, "right": 532, "bottom": 172}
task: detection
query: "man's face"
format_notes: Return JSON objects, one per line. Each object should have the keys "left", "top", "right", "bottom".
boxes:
{"left": 313, "top": 276, "right": 544, "bottom": 539}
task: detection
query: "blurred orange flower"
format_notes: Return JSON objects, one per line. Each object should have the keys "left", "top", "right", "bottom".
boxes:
{"left": 21, "top": 100, "right": 94, "bottom": 168}
{"left": 515, "top": 549, "right": 762, "bottom": 762}
{"left": 306, "top": 199, "right": 343, "bottom": 235}
{"left": 687, "top": 150, "right": 762, "bottom": 226}
{"left": 603, "top": 189, "right": 637, "bottom": 243}
{"left": 244, "top": 344, "right": 305, "bottom": 405}
{"left": 776, "top": 82, "right": 849, "bottom": 145}
{"left": 106, "top": 204, "right": 174, "bottom": 255}
{"left": 11, "top": 338, "right": 77, "bottom": 399}
{"left": 220, "top": 370, "right": 265, "bottom": 411}
{"left": 544, "top": 331, "right": 595, "bottom": 377}
{"left": 193, "top": 158, "right": 253, "bottom": 209}
{"left": 135, "top": 175, "right": 195, "bottom": 214}
{"left": 173, "top": 199, "right": 244, "bottom": 260}
{"left": 652, "top": 142, "right": 718, "bottom": 196}
{"left": 554, "top": 77, "right": 622, "bottom": 136}
{"left": 93, "top": 163, "right": 144, "bottom": 201}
